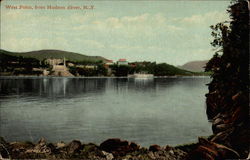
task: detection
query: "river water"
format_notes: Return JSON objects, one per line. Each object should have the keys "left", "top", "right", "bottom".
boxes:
{"left": 0, "top": 77, "right": 212, "bottom": 146}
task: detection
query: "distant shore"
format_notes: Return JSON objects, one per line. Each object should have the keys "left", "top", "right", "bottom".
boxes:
{"left": 0, "top": 75, "right": 210, "bottom": 78}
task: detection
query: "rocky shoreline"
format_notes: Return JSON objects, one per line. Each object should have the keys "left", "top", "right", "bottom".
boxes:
{"left": 0, "top": 137, "right": 188, "bottom": 160}
{"left": 1, "top": 136, "right": 243, "bottom": 160}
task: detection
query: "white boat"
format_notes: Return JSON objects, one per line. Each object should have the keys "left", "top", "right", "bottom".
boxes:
{"left": 129, "top": 73, "right": 154, "bottom": 78}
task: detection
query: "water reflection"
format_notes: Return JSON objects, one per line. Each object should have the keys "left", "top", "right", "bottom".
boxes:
{"left": 0, "top": 77, "right": 107, "bottom": 99}
{"left": 0, "top": 77, "right": 212, "bottom": 146}
{"left": 0, "top": 77, "right": 207, "bottom": 99}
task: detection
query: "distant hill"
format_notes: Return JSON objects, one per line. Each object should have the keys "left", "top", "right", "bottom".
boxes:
{"left": 178, "top": 60, "right": 208, "bottom": 72}
{"left": 0, "top": 49, "right": 109, "bottom": 63}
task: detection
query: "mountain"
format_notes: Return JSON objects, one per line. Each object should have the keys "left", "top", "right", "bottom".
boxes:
{"left": 0, "top": 49, "right": 109, "bottom": 63}
{"left": 178, "top": 60, "right": 208, "bottom": 72}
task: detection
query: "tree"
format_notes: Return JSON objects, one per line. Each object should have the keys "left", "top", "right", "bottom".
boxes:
{"left": 97, "top": 64, "right": 108, "bottom": 76}
{"left": 110, "top": 64, "right": 130, "bottom": 77}
{"left": 204, "top": 0, "right": 249, "bottom": 158}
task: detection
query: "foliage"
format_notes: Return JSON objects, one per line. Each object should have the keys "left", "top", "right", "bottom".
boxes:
{"left": 68, "top": 60, "right": 103, "bottom": 65}
{"left": 110, "top": 62, "right": 193, "bottom": 76}
{"left": 69, "top": 64, "right": 107, "bottom": 77}
{"left": 110, "top": 64, "right": 130, "bottom": 77}
{"left": 0, "top": 51, "right": 47, "bottom": 73}
{"left": 206, "top": 0, "right": 249, "bottom": 79}
{"left": 204, "top": 53, "right": 221, "bottom": 72}
{"left": 153, "top": 63, "right": 192, "bottom": 76}
{"left": 210, "top": 23, "right": 230, "bottom": 52}
{"left": 97, "top": 64, "right": 108, "bottom": 76}
{"left": 205, "top": 0, "right": 249, "bottom": 157}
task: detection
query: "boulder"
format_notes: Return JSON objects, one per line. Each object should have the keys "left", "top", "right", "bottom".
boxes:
{"left": 149, "top": 144, "right": 161, "bottom": 152}
{"left": 25, "top": 137, "right": 56, "bottom": 155}
{"left": 100, "top": 138, "right": 139, "bottom": 157}
{"left": 67, "top": 140, "right": 82, "bottom": 154}
{"left": 186, "top": 137, "right": 240, "bottom": 160}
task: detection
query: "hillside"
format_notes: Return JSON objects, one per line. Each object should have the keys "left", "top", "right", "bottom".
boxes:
{"left": 178, "top": 60, "right": 208, "bottom": 72}
{"left": 153, "top": 63, "right": 194, "bottom": 76}
{"left": 0, "top": 49, "right": 108, "bottom": 63}
{"left": 0, "top": 49, "right": 207, "bottom": 77}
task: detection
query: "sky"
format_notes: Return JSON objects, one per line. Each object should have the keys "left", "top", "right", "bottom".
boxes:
{"left": 0, "top": 0, "right": 230, "bottom": 65}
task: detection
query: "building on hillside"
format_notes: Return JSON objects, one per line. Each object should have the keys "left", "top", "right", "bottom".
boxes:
{"left": 76, "top": 64, "right": 97, "bottom": 69}
{"left": 117, "top": 59, "right": 128, "bottom": 65}
{"left": 45, "top": 58, "right": 64, "bottom": 66}
{"left": 104, "top": 60, "right": 114, "bottom": 70}
{"left": 103, "top": 60, "right": 114, "bottom": 76}
{"left": 67, "top": 62, "right": 74, "bottom": 67}
{"left": 42, "top": 58, "right": 74, "bottom": 77}
{"left": 129, "top": 61, "right": 152, "bottom": 67}
{"left": 105, "top": 60, "right": 114, "bottom": 66}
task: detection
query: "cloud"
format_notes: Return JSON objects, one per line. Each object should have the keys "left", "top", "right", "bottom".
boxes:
{"left": 1, "top": 37, "right": 70, "bottom": 52}
{"left": 0, "top": 1, "right": 229, "bottom": 65}
{"left": 110, "top": 44, "right": 164, "bottom": 53}
{"left": 175, "top": 11, "right": 230, "bottom": 26}
{"left": 82, "top": 40, "right": 105, "bottom": 49}
{"left": 110, "top": 44, "right": 143, "bottom": 50}
{"left": 73, "top": 13, "right": 183, "bottom": 37}
{"left": 1, "top": 38, "right": 49, "bottom": 51}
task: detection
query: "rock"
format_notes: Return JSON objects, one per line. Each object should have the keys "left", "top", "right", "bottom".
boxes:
{"left": 0, "top": 137, "right": 8, "bottom": 147}
{"left": 56, "top": 142, "right": 66, "bottom": 149}
{"left": 169, "top": 149, "right": 174, "bottom": 155}
{"left": 102, "top": 151, "right": 114, "bottom": 160}
{"left": 164, "top": 145, "right": 172, "bottom": 151}
{"left": 0, "top": 137, "right": 10, "bottom": 159}
{"left": 26, "top": 137, "right": 56, "bottom": 155}
{"left": 147, "top": 151, "right": 156, "bottom": 159}
{"left": 47, "top": 143, "right": 56, "bottom": 153}
{"left": 1, "top": 138, "right": 191, "bottom": 160}
{"left": 212, "top": 123, "right": 233, "bottom": 134}
{"left": 67, "top": 140, "right": 81, "bottom": 154}
{"left": 211, "top": 131, "right": 230, "bottom": 143}
{"left": 230, "top": 107, "right": 245, "bottom": 123}
{"left": 216, "top": 123, "right": 232, "bottom": 130}
{"left": 38, "top": 137, "right": 46, "bottom": 146}
{"left": 186, "top": 137, "right": 240, "bottom": 160}
{"left": 232, "top": 92, "right": 241, "bottom": 101}
{"left": 100, "top": 138, "right": 139, "bottom": 157}
{"left": 149, "top": 144, "right": 161, "bottom": 152}
{"left": 81, "top": 142, "right": 104, "bottom": 158}
{"left": 213, "top": 117, "right": 223, "bottom": 126}
{"left": 10, "top": 141, "right": 34, "bottom": 152}
{"left": 247, "top": 152, "right": 250, "bottom": 160}
{"left": 130, "top": 142, "right": 139, "bottom": 150}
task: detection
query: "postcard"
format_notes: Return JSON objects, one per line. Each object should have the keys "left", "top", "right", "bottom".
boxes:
{"left": 0, "top": 0, "right": 249, "bottom": 159}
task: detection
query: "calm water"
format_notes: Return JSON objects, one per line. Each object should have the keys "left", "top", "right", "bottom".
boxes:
{"left": 0, "top": 77, "right": 212, "bottom": 146}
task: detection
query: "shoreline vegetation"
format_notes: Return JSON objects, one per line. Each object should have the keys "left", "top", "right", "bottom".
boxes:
{"left": 0, "top": 49, "right": 210, "bottom": 78}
